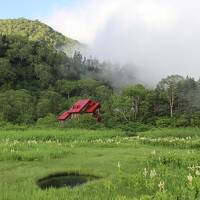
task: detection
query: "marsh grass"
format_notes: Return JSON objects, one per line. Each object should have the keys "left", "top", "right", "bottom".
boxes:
{"left": 139, "top": 128, "right": 200, "bottom": 138}
{"left": 1, "top": 128, "right": 200, "bottom": 199}
{"left": 0, "top": 129, "right": 125, "bottom": 142}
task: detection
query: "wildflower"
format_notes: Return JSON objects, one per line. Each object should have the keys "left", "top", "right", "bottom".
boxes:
{"left": 150, "top": 169, "right": 157, "bottom": 178}
{"left": 116, "top": 142, "right": 121, "bottom": 145}
{"left": 117, "top": 162, "right": 121, "bottom": 170}
{"left": 13, "top": 140, "right": 19, "bottom": 145}
{"left": 151, "top": 150, "right": 156, "bottom": 155}
{"left": 195, "top": 170, "right": 200, "bottom": 176}
{"left": 10, "top": 149, "right": 15, "bottom": 153}
{"left": 188, "top": 165, "right": 195, "bottom": 172}
{"left": 143, "top": 168, "right": 148, "bottom": 177}
{"left": 187, "top": 174, "right": 193, "bottom": 184}
{"left": 158, "top": 181, "right": 165, "bottom": 191}
{"left": 32, "top": 140, "right": 37, "bottom": 144}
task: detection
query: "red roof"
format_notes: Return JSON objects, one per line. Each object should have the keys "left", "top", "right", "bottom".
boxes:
{"left": 68, "top": 99, "right": 91, "bottom": 113}
{"left": 57, "top": 111, "right": 71, "bottom": 121}
{"left": 57, "top": 99, "right": 101, "bottom": 121}
{"left": 86, "top": 102, "right": 100, "bottom": 113}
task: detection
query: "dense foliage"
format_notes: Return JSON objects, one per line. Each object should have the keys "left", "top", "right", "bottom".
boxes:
{"left": 0, "top": 34, "right": 112, "bottom": 124}
{"left": 0, "top": 18, "right": 81, "bottom": 55}
{"left": 1, "top": 19, "right": 200, "bottom": 129}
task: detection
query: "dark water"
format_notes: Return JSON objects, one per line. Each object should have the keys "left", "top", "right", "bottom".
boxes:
{"left": 37, "top": 172, "right": 100, "bottom": 189}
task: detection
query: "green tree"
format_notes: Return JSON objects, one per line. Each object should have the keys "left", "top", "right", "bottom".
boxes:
{"left": 36, "top": 91, "right": 63, "bottom": 118}
{"left": 55, "top": 80, "right": 78, "bottom": 99}
{"left": 177, "top": 77, "right": 199, "bottom": 116}
{"left": 95, "top": 85, "right": 112, "bottom": 102}
{"left": 34, "top": 64, "right": 52, "bottom": 89}
{"left": 156, "top": 75, "right": 184, "bottom": 117}
{"left": 0, "top": 89, "right": 34, "bottom": 124}
{"left": 0, "top": 58, "right": 15, "bottom": 87}
{"left": 122, "top": 84, "right": 148, "bottom": 120}
{"left": 111, "top": 95, "right": 132, "bottom": 122}
{"left": 77, "top": 79, "right": 100, "bottom": 97}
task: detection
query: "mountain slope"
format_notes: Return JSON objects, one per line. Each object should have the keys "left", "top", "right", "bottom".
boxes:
{"left": 0, "top": 18, "right": 81, "bottom": 55}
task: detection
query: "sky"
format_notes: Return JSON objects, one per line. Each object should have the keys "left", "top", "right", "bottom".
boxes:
{"left": 1, "top": 0, "right": 200, "bottom": 84}
{"left": 0, "top": 0, "right": 73, "bottom": 19}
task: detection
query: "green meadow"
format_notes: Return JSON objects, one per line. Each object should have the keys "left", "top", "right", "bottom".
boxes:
{"left": 1, "top": 128, "right": 200, "bottom": 200}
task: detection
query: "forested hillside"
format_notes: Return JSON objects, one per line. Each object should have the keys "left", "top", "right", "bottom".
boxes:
{"left": 0, "top": 18, "right": 81, "bottom": 55}
{"left": 0, "top": 34, "right": 112, "bottom": 124}
{"left": 1, "top": 19, "right": 200, "bottom": 130}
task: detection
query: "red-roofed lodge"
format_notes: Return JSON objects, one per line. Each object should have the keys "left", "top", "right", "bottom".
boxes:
{"left": 57, "top": 99, "right": 101, "bottom": 122}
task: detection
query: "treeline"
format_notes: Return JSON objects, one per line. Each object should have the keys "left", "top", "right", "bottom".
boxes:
{"left": 0, "top": 34, "right": 200, "bottom": 129}
{"left": 0, "top": 34, "right": 111, "bottom": 124}
{"left": 108, "top": 75, "right": 200, "bottom": 129}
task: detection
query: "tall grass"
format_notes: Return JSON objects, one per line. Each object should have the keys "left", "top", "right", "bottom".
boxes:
{"left": 139, "top": 127, "right": 200, "bottom": 138}
{"left": 0, "top": 129, "right": 125, "bottom": 142}
{"left": 2, "top": 128, "right": 200, "bottom": 199}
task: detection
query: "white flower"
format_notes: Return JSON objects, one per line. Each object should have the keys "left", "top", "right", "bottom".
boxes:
{"left": 158, "top": 181, "right": 165, "bottom": 191}
{"left": 117, "top": 162, "right": 121, "bottom": 170}
{"left": 195, "top": 170, "right": 200, "bottom": 176}
{"left": 188, "top": 165, "right": 195, "bottom": 172}
{"left": 143, "top": 168, "right": 148, "bottom": 177}
{"left": 151, "top": 150, "right": 156, "bottom": 155}
{"left": 187, "top": 174, "right": 193, "bottom": 184}
{"left": 150, "top": 169, "right": 157, "bottom": 178}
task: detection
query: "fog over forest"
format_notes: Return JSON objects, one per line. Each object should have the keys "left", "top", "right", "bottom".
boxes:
{"left": 44, "top": 0, "right": 200, "bottom": 85}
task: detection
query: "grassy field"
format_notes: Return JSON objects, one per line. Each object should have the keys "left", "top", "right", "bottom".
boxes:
{"left": 139, "top": 127, "right": 200, "bottom": 138}
{"left": 1, "top": 128, "right": 200, "bottom": 199}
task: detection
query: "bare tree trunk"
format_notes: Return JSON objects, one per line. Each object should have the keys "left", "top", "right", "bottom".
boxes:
{"left": 133, "top": 97, "right": 140, "bottom": 120}
{"left": 169, "top": 89, "right": 174, "bottom": 118}
{"left": 170, "top": 105, "right": 173, "bottom": 117}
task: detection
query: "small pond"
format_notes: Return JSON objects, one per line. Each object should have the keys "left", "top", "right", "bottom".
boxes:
{"left": 37, "top": 172, "right": 101, "bottom": 189}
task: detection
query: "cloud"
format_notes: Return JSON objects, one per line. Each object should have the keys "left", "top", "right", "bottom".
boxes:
{"left": 43, "top": 0, "right": 200, "bottom": 84}
{"left": 44, "top": 0, "right": 120, "bottom": 43}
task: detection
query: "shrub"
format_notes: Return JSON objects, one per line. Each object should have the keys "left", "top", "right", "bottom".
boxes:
{"left": 0, "top": 112, "right": 28, "bottom": 130}
{"left": 36, "top": 113, "right": 58, "bottom": 128}
{"left": 101, "top": 112, "right": 118, "bottom": 129}
{"left": 191, "top": 113, "right": 200, "bottom": 127}
{"left": 61, "top": 114, "right": 103, "bottom": 130}
{"left": 120, "top": 122, "right": 152, "bottom": 136}
{"left": 155, "top": 117, "right": 175, "bottom": 128}
{"left": 175, "top": 115, "right": 190, "bottom": 127}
